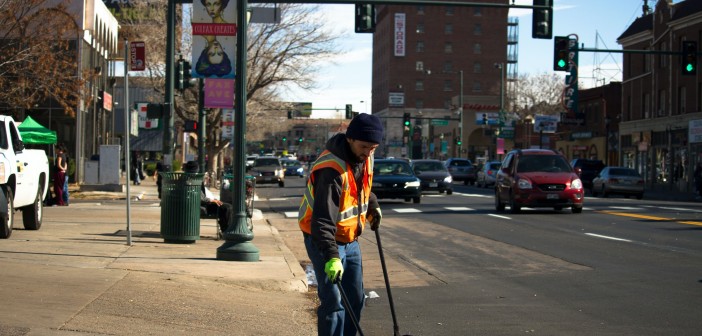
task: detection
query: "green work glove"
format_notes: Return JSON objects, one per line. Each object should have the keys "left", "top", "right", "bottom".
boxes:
{"left": 368, "top": 208, "right": 382, "bottom": 231}
{"left": 324, "top": 258, "right": 343, "bottom": 283}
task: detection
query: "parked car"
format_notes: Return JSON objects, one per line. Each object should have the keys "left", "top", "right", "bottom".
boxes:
{"left": 443, "top": 158, "right": 476, "bottom": 185}
{"left": 372, "top": 159, "right": 422, "bottom": 203}
{"left": 246, "top": 155, "right": 258, "bottom": 168}
{"left": 477, "top": 161, "right": 501, "bottom": 188}
{"left": 495, "top": 149, "right": 584, "bottom": 214}
{"left": 281, "top": 159, "right": 305, "bottom": 177}
{"left": 250, "top": 157, "right": 285, "bottom": 187}
{"left": 570, "top": 158, "right": 605, "bottom": 191}
{"left": 411, "top": 159, "right": 453, "bottom": 195}
{"left": 592, "top": 166, "right": 644, "bottom": 199}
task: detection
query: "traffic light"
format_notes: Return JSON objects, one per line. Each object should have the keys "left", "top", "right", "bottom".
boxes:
{"left": 553, "top": 36, "right": 570, "bottom": 71}
{"left": 176, "top": 60, "right": 193, "bottom": 90}
{"left": 682, "top": 41, "right": 697, "bottom": 75}
{"left": 456, "top": 138, "right": 462, "bottom": 146}
{"left": 403, "top": 113, "right": 411, "bottom": 127}
{"left": 345, "top": 104, "right": 353, "bottom": 119}
{"left": 282, "top": 136, "right": 287, "bottom": 142}
{"left": 298, "top": 137, "right": 303, "bottom": 142}
{"left": 355, "top": 4, "right": 375, "bottom": 33}
{"left": 184, "top": 120, "right": 197, "bottom": 132}
{"left": 532, "top": 0, "right": 552, "bottom": 39}
{"left": 146, "top": 103, "right": 163, "bottom": 119}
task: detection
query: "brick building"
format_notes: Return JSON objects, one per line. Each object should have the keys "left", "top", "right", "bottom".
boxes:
{"left": 370, "top": 1, "right": 511, "bottom": 161}
{"left": 617, "top": 0, "right": 702, "bottom": 192}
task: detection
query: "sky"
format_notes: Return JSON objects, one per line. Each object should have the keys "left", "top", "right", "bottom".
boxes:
{"left": 280, "top": 0, "right": 676, "bottom": 119}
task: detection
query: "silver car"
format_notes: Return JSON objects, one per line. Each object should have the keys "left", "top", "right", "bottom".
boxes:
{"left": 592, "top": 167, "right": 644, "bottom": 199}
{"left": 477, "top": 161, "right": 501, "bottom": 188}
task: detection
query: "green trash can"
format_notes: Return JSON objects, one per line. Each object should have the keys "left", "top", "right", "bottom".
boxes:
{"left": 160, "top": 172, "right": 205, "bottom": 243}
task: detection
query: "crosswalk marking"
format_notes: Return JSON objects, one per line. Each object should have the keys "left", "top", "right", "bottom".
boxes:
{"left": 284, "top": 211, "right": 298, "bottom": 218}
{"left": 444, "top": 207, "right": 474, "bottom": 211}
{"left": 393, "top": 208, "right": 422, "bottom": 213}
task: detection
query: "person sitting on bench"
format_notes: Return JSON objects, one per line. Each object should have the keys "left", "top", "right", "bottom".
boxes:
{"left": 184, "top": 161, "right": 233, "bottom": 233}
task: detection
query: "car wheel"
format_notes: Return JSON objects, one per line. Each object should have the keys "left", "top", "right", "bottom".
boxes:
{"left": 404, "top": 198, "right": 411, "bottom": 202}
{"left": 636, "top": 193, "right": 643, "bottom": 200}
{"left": 413, "top": 196, "right": 421, "bottom": 204}
{"left": 22, "top": 185, "right": 43, "bottom": 231}
{"left": 495, "top": 190, "right": 505, "bottom": 212}
{"left": 572, "top": 206, "right": 583, "bottom": 214}
{"left": 0, "top": 187, "right": 14, "bottom": 239}
{"left": 278, "top": 181, "right": 285, "bottom": 187}
{"left": 446, "top": 189, "right": 453, "bottom": 195}
{"left": 601, "top": 185, "right": 608, "bottom": 198}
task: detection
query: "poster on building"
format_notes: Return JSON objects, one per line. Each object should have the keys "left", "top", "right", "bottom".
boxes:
{"left": 136, "top": 103, "right": 159, "bottom": 129}
{"left": 191, "top": 0, "right": 237, "bottom": 79}
{"left": 204, "top": 78, "right": 235, "bottom": 108}
{"left": 389, "top": 92, "right": 404, "bottom": 107}
{"left": 221, "top": 109, "right": 235, "bottom": 140}
{"left": 533, "top": 114, "right": 559, "bottom": 134}
{"left": 394, "top": 13, "right": 405, "bottom": 57}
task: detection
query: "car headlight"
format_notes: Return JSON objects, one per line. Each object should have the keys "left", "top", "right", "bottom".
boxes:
{"left": 571, "top": 178, "right": 583, "bottom": 190}
{"left": 405, "top": 180, "right": 421, "bottom": 188}
{"left": 296, "top": 168, "right": 304, "bottom": 173}
{"left": 517, "top": 177, "right": 532, "bottom": 189}
{"left": 443, "top": 176, "right": 453, "bottom": 183}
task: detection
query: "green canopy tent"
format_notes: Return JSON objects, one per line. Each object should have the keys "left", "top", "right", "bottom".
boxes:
{"left": 18, "top": 116, "right": 57, "bottom": 145}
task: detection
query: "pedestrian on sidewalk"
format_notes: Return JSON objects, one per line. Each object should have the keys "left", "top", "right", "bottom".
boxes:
{"left": 53, "top": 145, "right": 67, "bottom": 206}
{"left": 132, "top": 152, "right": 144, "bottom": 185}
{"left": 60, "top": 143, "right": 70, "bottom": 205}
{"left": 298, "top": 114, "right": 384, "bottom": 336}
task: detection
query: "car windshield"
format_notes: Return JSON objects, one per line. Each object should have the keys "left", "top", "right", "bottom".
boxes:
{"left": 281, "top": 160, "right": 300, "bottom": 167}
{"left": 488, "top": 162, "right": 501, "bottom": 170}
{"left": 448, "top": 160, "right": 471, "bottom": 167}
{"left": 413, "top": 161, "right": 445, "bottom": 172}
{"left": 374, "top": 162, "right": 413, "bottom": 176}
{"left": 517, "top": 155, "right": 571, "bottom": 173}
{"left": 255, "top": 158, "right": 280, "bottom": 166}
{"left": 610, "top": 168, "right": 640, "bottom": 176}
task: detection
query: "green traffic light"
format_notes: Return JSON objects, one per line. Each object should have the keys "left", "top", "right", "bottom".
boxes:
{"left": 403, "top": 121, "right": 410, "bottom": 126}
{"left": 686, "top": 64, "right": 695, "bottom": 72}
{"left": 558, "top": 59, "right": 567, "bottom": 68}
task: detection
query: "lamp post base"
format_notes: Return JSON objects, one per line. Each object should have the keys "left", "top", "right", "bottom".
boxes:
{"left": 216, "top": 240, "right": 260, "bottom": 261}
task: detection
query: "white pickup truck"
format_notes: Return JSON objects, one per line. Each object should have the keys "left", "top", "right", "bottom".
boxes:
{"left": 0, "top": 115, "right": 50, "bottom": 238}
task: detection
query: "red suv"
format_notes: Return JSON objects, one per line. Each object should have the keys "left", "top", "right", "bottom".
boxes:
{"left": 495, "top": 149, "right": 584, "bottom": 214}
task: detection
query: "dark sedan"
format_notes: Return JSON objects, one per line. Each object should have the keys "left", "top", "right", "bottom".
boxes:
{"left": 412, "top": 159, "right": 453, "bottom": 195}
{"left": 372, "top": 159, "right": 422, "bottom": 203}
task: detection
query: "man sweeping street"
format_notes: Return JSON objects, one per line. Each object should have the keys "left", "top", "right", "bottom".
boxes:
{"left": 299, "top": 113, "right": 384, "bottom": 336}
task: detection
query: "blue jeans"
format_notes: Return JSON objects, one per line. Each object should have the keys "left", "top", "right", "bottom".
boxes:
{"left": 304, "top": 234, "right": 365, "bottom": 336}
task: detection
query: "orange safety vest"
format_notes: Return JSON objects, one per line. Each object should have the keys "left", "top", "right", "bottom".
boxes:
{"left": 298, "top": 150, "right": 374, "bottom": 243}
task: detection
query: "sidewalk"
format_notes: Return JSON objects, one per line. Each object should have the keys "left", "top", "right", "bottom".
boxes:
{"left": 0, "top": 178, "right": 317, "bottom": 335}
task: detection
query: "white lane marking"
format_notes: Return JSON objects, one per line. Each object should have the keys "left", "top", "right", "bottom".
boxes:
{"left": 609, "top": 206, "right": 642, "bottom": 210}
{"left": 284, "top": 211, "right": 298, "bottom": 218}
{"left": 488, "top": 214, "right": 511, "bottom": 220}
{"left": 653, "top": 206, "right": 702, "bottom": 213}
{"left": 445, "top": 207, "right": 474, "bottom": 211}
{"left": 269, "top": 198, "right": 288, "bottom": 201}
{"left": 393, "top": 208, "right": 422, "bottom": 213}
{"left": 585, "top": 233, "right": 633, "bottom": 243}
{"left": 455, "top": 193, "right": 492, "bottom": 198}
{"left": 582, "top": 207, "right": 596, "bottom": 211}
{"left": 424, "top": 194, "right": 446, "bottom": 197}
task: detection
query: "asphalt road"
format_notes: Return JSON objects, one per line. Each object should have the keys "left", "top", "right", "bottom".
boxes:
{"left": 259, "top": 175, "right": 702, "bottom": 335}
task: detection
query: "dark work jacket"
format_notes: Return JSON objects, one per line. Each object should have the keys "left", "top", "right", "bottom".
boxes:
{"left": 309, "top": 133, "right": 379, "bottom": 261}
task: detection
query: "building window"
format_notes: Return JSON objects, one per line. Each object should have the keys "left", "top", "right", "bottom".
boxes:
{"left": 643, "top": 93, "right": 650, "bottom": 118}
{"left": 473, "top": 43, "right": 482, "bottom": 54}
{"left": 444, "top": 23, "right": 453, "bottom": 34}
{"left": 658, "top": 90, "right": 666, "bottom": 116}
{"left": 415, "top": 80, "right": 424, "bottom": 91}
{"left": 416, "top": 99, "right": 424, "bottom": 109}
{"left": 474, "top": 7, "right": 482, "bottom": 16}
{"left": 416, "top": 23, "right": 425, "bottom": 34}
{"left": 416, "top": 41, "right": 425, "bottom": 52}
{"left": 417, "top": 5, "right": 424, "bottom": 15}
{"left": 679, "top": 86, "right": 686, "bottom": 114}
{"left": 643, "top": 53, "right": 651, "bottom": 72}
{"left": 416, "top": 61, "right": 424, "bottom": 72}
{"left": 473, "top": 62, "right": 482, "bottom": 73}
{"left": 444, "top": 98, "right": 452, "bottom": 110}
{"left": 444, "top": 80, "right": 452, "bottom": 91}
{"left": 658, "top": 42, "right": 668, "bottom": 68}
{"left": 446, "top": 6, "right": 454, "bottom": 16}
{"left": 444, "top": 42, "right": 453, "bottom": 53}
{"left": 472, "top": 81, "right": 482, "bottom": 92}
{"left": 474, "top": 23, "right": 482, "bottom": 35}
{"left": 443, "top": 61, "right": 453, "bottom": 72}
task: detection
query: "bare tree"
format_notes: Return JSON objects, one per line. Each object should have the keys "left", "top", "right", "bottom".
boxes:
{"left": 0, "top": 0, "right": 83, "bottom": 118}
{"left": 513, "top": 72, "right": 565, "bottom": 118}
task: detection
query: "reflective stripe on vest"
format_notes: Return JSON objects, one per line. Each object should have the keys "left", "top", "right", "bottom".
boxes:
{"left": 298, "top": 150, "right": 373, "bottom": 243}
